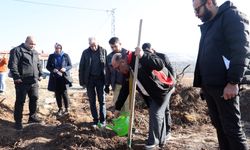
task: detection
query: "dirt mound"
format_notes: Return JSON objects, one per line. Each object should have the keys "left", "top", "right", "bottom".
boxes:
{"left": 1, "top": 78, "right": 250, "bottom": 149}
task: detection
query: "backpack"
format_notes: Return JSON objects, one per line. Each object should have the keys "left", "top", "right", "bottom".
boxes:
{"left": 152, "top": 68, "right": 176, "bottom": 87}
{"left": 127, "top": 50, "right": 176, "bottom": 88}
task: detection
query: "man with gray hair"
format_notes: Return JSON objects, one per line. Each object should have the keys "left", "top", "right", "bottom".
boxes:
{"left": 79, "top": 37, "right": 108, "bottom": 128}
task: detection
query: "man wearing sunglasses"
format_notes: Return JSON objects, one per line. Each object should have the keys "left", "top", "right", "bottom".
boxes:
{"left": 192, "top": 0, "right": 249, "bottom": 149}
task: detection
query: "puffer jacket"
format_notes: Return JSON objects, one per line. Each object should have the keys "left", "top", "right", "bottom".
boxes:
{"left": 193, "top": 1, "right": 250, "bottom": 87}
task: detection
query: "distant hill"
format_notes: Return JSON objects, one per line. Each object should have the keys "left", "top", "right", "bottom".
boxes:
{"left": 166, "top": 52, "right": 196, "bottom": 74}
{"left": 72, "top": 52, "right": 197, "bottom": 74}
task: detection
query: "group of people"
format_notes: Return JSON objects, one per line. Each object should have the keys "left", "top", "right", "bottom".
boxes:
{"left": 6, "top": 0, "right": 250, "bottom": 149}
{"left": 8, "top": 36, "right": 73, "bottom": 130}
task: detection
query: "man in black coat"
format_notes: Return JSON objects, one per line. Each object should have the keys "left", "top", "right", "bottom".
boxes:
{"left": 8, "top": 36, "right": 43, "bottom": 130}
{"left": 192, "top": 0, "right": 249, "bottom": 149}
{"left": 79, "top": 37, "right": 108, "bottom": 128}
{"left": 141, "top": 43, "right": 175, "bottom": 141}
{"left": 112, "top": 47, "right": 174, "bottom": 149}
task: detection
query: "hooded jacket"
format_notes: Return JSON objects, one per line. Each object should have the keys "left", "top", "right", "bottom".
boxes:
{"left": 193, "top": 1, "right": 250, "bottom": 87}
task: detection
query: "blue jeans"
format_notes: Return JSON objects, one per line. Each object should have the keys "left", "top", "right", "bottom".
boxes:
{"left": 86, "top": 77, "right": 106, "bottom": 124}
{"left": 0, "top": 72, "right": 6, "bottom": 92}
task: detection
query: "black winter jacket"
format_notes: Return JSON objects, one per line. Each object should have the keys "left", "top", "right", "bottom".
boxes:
{"left": 193, "top": 1, "right": 250, "bottom": 87}
{"left": 78, "top": 46, "right": 107, "bottom": 86}
{"left": 46, "top": 52, "right": 72, "bottom": 91}
{"left": 8, "top": 43, "right": 43, "bottom": 84}
{"left": 115, "top": 52, "right": 171, "bottom": 110}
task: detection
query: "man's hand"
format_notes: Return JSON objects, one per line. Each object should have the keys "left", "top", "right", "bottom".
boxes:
{"left": 135, "top": 47, "right": 144, "bottom": 58}
{"left": 114, "top": 110, "right": 120, "bottom": 118}
{"left": 104, "top": 85, "right": 110, "bottom": 94}
{"left": 53, "top": 68, "right": 58, "bottom": 73}
{"left": 38, "top": 76, "right": 43, "bottom": 81}
{"left": 60, "top": 68, "right": 66, "bottom": 72}
{"left": 14, "top": 79, "right": 22, "bottom": 84}
{"left": 223, "top": 83, "right": 239, "bottom": 100}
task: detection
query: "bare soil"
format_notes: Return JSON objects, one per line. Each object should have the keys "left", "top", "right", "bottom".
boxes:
{"left": 1, "top": 71, "right": 250, "bottom": 150}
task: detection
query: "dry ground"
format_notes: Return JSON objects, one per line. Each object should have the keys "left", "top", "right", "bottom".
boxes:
{"left": 1, "top": 71, "right": 250, "bottom": 150}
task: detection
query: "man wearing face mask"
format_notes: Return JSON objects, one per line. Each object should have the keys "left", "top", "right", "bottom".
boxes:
{"left": 8, "top": 36, "right": 43, "bottom": 130}
{"left": 192, "top": 0, "right": 249, "bottom": 149}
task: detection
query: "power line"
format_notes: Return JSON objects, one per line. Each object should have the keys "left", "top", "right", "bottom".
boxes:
{"left": 11, "top": 0, "right": 109, "bottom": 12}
{"left": 11, "top": 0, "right": 116, "bottom": 36}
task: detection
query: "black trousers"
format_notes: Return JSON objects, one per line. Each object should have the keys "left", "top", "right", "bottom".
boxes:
{"left": 14, "top": 83, "right": 39, "bottom": 123}
{"left": 202, "top": 86, "right": 248, "bottom": 150}
{"left": 55, "top": 77, "right": 69, "bottom": 109}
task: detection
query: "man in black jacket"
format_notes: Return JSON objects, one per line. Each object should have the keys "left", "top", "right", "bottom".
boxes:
{"left": 193, "top": 0, "right": 249, "bottom": 149}
{"left": 106, "top": 37, "right": 130, "bottom": 113}
{"left": 112, "top": 47, "right": 174, "bottom": 149}
{"left": 8, "top": 36, "right": 43, "bottom": 130}
{"left": 79, "top": 37, "right": 108, "bottom": 128}
{"left": 141, "top": 43, "right": 175, "bottom": 141}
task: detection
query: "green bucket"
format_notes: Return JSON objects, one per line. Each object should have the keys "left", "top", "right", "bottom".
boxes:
{"left": 107, "top": 112, "right": 130, "bottom": 137}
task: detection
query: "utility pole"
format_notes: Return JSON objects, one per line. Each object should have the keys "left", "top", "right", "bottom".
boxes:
{"left": 108, "top": 8, "right": 116, "bottom": 36}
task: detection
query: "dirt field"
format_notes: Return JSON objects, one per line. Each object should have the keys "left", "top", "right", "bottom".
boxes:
{"left": 1, "top": 71, "right": 250, "bottom": 150}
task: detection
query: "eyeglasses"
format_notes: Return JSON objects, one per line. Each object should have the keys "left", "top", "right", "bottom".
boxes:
{"left": 194, "top": 2, "right": 206, "bottom": 14}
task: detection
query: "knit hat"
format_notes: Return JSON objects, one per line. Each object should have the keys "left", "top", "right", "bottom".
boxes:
{"left": 142, "top": 43, "right": 151, "bottom": 51}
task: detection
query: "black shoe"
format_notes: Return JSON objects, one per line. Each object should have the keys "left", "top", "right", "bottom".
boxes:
{"left": 14, "top": 122, "right": 23, "bottom": 130}
{"left": 64, "top": 108, "right": 69, "bottom": 115}
{"left": 57, "top": 109, "right": 63, "bottom": 116}
{"left": 28, "top": 115, "right": 42, "bottom": 123}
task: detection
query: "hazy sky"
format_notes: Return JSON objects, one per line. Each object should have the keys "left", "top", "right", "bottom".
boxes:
{"left": 0, "top": 0, "right": 249, "bottom": 63}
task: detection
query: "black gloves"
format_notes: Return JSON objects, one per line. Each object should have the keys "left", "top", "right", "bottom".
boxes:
{"left": 104, "top": 85, "right": 110, "bottom": 94}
